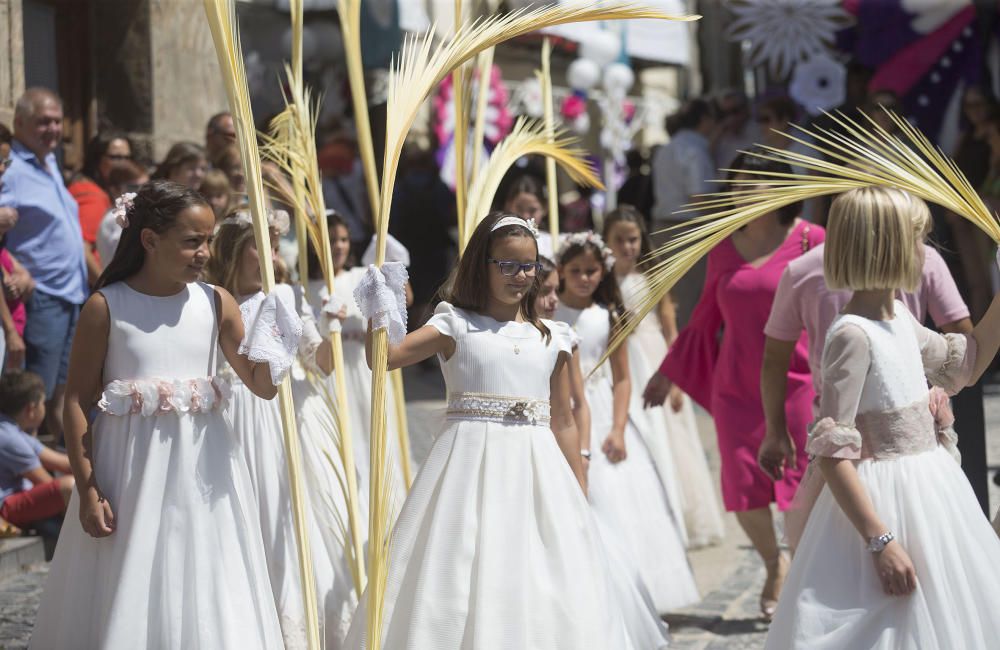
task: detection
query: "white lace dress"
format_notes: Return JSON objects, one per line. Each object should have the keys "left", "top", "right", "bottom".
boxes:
{"left": 618, "top": 271, "right": 726, "bottom": 548}
{"left": 225, "top": 284, "right": 354, "bottom": 649}
{"left": 766, "top": 301, "right": 1000, "bottom": 649}
{"left": 309, "top": 270, "right": 408, "bottom": 506}
{"left": 31, "top": 282, "right": 283, "bottom": 649}
{"left": 345, "top": 302, "right": 642, "bottom": 649}
{"left": 555, "top": 302, "right": 698, "bottom": 613}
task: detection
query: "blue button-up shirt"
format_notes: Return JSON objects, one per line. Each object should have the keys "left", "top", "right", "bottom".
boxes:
{"left": 0, "top": 140, "right": 88, "bottom": 304}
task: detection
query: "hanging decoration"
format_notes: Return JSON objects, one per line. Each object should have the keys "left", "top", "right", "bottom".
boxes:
{"left": 433, "top": 65, "right": 514, "bottom": 189}
{"left": 789, "top": 52, "right": 847, "bottom": 115}
{"left": 726, "top": 0, "right": 852, "bottom": 79}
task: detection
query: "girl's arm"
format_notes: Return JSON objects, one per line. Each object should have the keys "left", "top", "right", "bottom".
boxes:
{"left": 215, "top": 288, "right": 279, "bottom": 399}
{"left": 62, "top": 293, "right": 116, "bottom": 538}
{"left": 968, "top": 292, "right": 1000, "bottom": 383}
{"left": 657, "top": 291, "right": 679, "bottom": 346}
{"left": 603, "top": 343, "right": 630, "bottom": 463}
{"left": 551, "top": 353, "right": 586, "bottom": 492}
{"left": 0, "top": 285, "right": 24, "bottom": 369}
{"left": 365, "top": 323, "right": 455, "bottom": 371}
{"left": 568, "top": 348, "right": 591, "bottom": 462}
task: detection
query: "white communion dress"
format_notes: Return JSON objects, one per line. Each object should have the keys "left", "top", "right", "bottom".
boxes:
{"left": 766, "top": 302, "right": 1000, "bottom": 649}
{"left": 226, "top": 283, "right": 355, "bottom": 649}
{"left": 309, "top": 270, "right": 408, "bottom": 506}
{"left": 555, "top": 302, "right": 699, "bottom": 614}
{"left": 31, "top": 282, "right": 284, "bottom": 649}
{"left": 618, "top": 271, "right": 726, "bottom": 548}
{"left": 345, "top": 302, "right": 640, "bottom": 649}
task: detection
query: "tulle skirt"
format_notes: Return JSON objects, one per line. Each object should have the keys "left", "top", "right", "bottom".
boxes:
{"left": 626, "top": 325, "right": 725, "bottom": 548}
{"left": 229, "top": 382, "right": 354, "bottom": 649}
{"left": 31, "top": 410, "right": 283, "bottom": 649}
{"left": 587, "top": 378, "right": 699, "bottom": 614}
{"left": 344, "top": 418, "right": 634, "bottom": 649}
{"left": 766, "top": 446, "right": 1000, "bottom": 650}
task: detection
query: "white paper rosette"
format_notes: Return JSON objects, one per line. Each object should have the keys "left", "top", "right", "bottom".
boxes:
{"left": 789, "top": 53, "right": 846, "bottom": 116}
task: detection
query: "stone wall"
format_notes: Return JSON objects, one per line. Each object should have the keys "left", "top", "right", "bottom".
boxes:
{"left": 0, "top": 0, "right": 25, "bottom": 127}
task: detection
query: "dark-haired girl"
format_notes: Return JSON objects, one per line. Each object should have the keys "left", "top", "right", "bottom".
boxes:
{"left": 31, "top": 180, "right": 285, "bottom": 648}
{"left": 604, "top": 206, "right": 725, "bottom": 549}
{"left": 647, "top": 148, "right": 825, "bottom": 619}
{"left": 346, "top": 213, "right": 643, "bottom": 649}
{"left": 554, "top": 231, "right": 698, "bottom": 615}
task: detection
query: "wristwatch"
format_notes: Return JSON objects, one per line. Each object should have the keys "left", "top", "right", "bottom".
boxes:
{"left": 866, "top": 532, "right": 895, "bottom": 553}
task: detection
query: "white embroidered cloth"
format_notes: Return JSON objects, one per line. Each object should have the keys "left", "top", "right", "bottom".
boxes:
{"left": 238, "top": 291, "right": 304, "bottom": 385}
{"left": 354, "top": 262, "right": 409, "bottom": 345}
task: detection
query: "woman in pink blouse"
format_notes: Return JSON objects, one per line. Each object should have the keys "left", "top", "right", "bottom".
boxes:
{"left": 643, "top": 149, "right": 824, "bottom": 619}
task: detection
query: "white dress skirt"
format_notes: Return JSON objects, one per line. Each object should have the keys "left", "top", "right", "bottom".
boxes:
{"left": 227, "top": 285, "right": 356, "bottom": 649}
{"left": 555, "top": 302, "right": 699, "bottom": 614}
{"left": 618, "top": 270, "right": 725, "bottom": 548}
{"left": 31, "top": 282, "right": 284, "bottom": 649}
{"left": 767, "top": 304, "right": 1000, "bottom": 649}
{"left": 345, "top": 303, "right": 648, "bottom": 649}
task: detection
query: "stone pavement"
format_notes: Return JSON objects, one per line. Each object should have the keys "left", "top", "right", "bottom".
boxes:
{"left": 1, "top": 364, "right": 997, "bottom": 649}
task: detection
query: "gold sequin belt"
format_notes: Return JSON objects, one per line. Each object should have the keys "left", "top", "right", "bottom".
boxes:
{"left": 445, "top": 392, "right": 550, "bottom": 425}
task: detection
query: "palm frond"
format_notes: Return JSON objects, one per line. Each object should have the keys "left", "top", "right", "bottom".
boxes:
{"left": 600, "top": 108, "right": 1000, "bottom": 369}
{"left": 540, "top": 37, "right": 560, "bottom": 243}
{"left": 202, "top": 3, "right": 321, "bottom": 648}
{"left": 462, "top": 118, "right": 603, "bottom": 247}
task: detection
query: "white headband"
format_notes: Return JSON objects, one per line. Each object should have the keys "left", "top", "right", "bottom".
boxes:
{"left": 491, "top": 215, "right": 539, "bottom": 238}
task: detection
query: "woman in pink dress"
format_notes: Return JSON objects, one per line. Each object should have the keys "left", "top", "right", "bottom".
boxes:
{"left": 643, "top": 149, "right": 824, "bottom": 619}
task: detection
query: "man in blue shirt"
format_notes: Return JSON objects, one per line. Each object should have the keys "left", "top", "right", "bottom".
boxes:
{"left": 0, "top": 89, "right": 88, "bottom": 439}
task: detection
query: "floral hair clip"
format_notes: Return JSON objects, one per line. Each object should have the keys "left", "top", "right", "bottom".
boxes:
{"left": 557, "top": 231, "right": 616, "bottom": 271}
{"left": 113, "top": 192, "right": 137, "bottom": 229}
{"left": 218, "top": 209, "right": 291, "bottom": 236}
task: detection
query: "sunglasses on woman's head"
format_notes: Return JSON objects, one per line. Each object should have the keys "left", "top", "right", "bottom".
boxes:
{"left": 488, "top": 258, "right": 542, "bottom": 277}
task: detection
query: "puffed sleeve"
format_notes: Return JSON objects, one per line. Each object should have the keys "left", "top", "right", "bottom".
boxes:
{"left": 424, "top": 301, "right": 464, "bottom": 340}
{"left": 547, "top": 320, "right": 576, "bottom": 356}
{"left": 806, "top": 323, "right": 870, "bottom": 459}
{"left": 287, "top": 284, "right": 325, "bottom": 371}
{"left": 905, "top": 309, "right": 977, "bottom": 395}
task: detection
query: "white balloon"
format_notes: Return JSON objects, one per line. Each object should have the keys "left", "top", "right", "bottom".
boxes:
{"left": 603, "top": 62, "right": 635, "bottom": 96}
{"left": 572, "top": 113, "right": 591, "bottom": 135}
{"left": 580, "top": 30, "right": 622, "bottom": 67}
{"left": 567, "top": 58, "right": 601, "bottom": 91}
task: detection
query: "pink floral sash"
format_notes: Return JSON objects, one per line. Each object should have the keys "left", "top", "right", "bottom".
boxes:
{"left": 98, "top": 377, "right": 232, "bottom": 416}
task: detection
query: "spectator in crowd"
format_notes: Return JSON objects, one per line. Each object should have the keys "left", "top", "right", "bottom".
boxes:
{"left": 0, "top": 123, "right": 26, "bottom": 371}
{"left": 863, "top": 88, "right": 903, "bottom": 135}
{"left": 153, "top": 141, "right": 208, "bottom": 191}
{"left": 617, "top": 149, "right": 654, "bottom": 224}
{"left": 204, "top": 111, "right": 236, "bottom": 162}
{"left": 95, "top": 159, "right": 149, "bottom": 268}
{"left": 199, "top": 168, "right": 232, "bottom": 220}
{"left": 320, "top": 133, "right": 371, "bottom": 252}
{"left": 211, "top": 144, "right": 246, "bottom": 196}
{"left": 651, "top": 97, "right": 718, "bottom": 327}
{"left": 757, "top": 95, "right": 818, "bottom": 221}
{"left": 66, "top": 131, "right": 134, "bottom": 274}
{"left": 0, "top": 370, "right": 73, "bottom": 534}
{"left": 949, "top": 85, "right": 998, "bottom": 320}
{"left": 0, "top": 88, "right": 89, "bottom": 440}
{"left": 713, "top": 89, "right": 758, "bottom": 171}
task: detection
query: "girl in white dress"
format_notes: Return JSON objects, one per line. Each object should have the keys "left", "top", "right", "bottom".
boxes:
{"left": 766, "top": 187, "right": 1000, "bottom": 649}
{"left": 346, "top": 212, "right": 647, "bottom": 649}
{"left": 304, "top": 214, "right": 409, "bottom": 502}
{"left": 31, "top": 181, "right": 284, "bottom": 648}
{"left": 555, "top": 231, "right": 699, "bottom": 614}
{"left": 604, "top": 206, "right": 726, "bottom": 548}
{"left": 206, "top": 211, "right": 355, "bottom": 648}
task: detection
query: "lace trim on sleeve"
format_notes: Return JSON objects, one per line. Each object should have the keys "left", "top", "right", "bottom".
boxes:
{"left": 805, "top": 417, "right": 862, "bottom": 460}
{"left": 927, "top": 333, "right": 974, "bottom": 395}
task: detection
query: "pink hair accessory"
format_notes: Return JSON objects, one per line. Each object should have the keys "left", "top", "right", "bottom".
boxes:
{"left": 113, "top": 192, "right": 137, "bottom": 228}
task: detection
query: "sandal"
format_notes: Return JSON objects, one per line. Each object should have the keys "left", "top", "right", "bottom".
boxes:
{"left": 760, "top": 552, "right": 788, "bottom": 621}
{"left": 0, "top": 516, "right": 22, "bottom": 538}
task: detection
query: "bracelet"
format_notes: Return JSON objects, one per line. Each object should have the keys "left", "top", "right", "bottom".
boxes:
{"left": 866, "top": 531, "right": 894, "bottom": 553}
{"left": 580, "top": 449, "right": 592, "bottom": 460}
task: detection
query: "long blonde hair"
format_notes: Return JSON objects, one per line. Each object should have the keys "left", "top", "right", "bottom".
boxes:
{"left": 204, "top": 214, "right": 257, "bottom": 296}
{"left": 824, "top": 186, "right": 930, "bottom": 292}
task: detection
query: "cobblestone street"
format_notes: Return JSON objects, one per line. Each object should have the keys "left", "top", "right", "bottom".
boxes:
{"left": 2, "top": 366, "right": 997, "bottom": 648}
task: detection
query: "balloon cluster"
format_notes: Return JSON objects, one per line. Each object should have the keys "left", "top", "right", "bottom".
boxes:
{"left": 561, "top": 30, "right": 636, "bottom": 135}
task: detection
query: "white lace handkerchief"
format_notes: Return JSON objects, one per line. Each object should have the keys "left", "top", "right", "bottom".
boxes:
{"left": 354, "top": 262, "right": 409, "bottom": 345}
{"left": 320, "top": 293, "right": 347, "bottom": 334}
{"left": 238, "top": 291, "right": 304, "bottom": 385}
